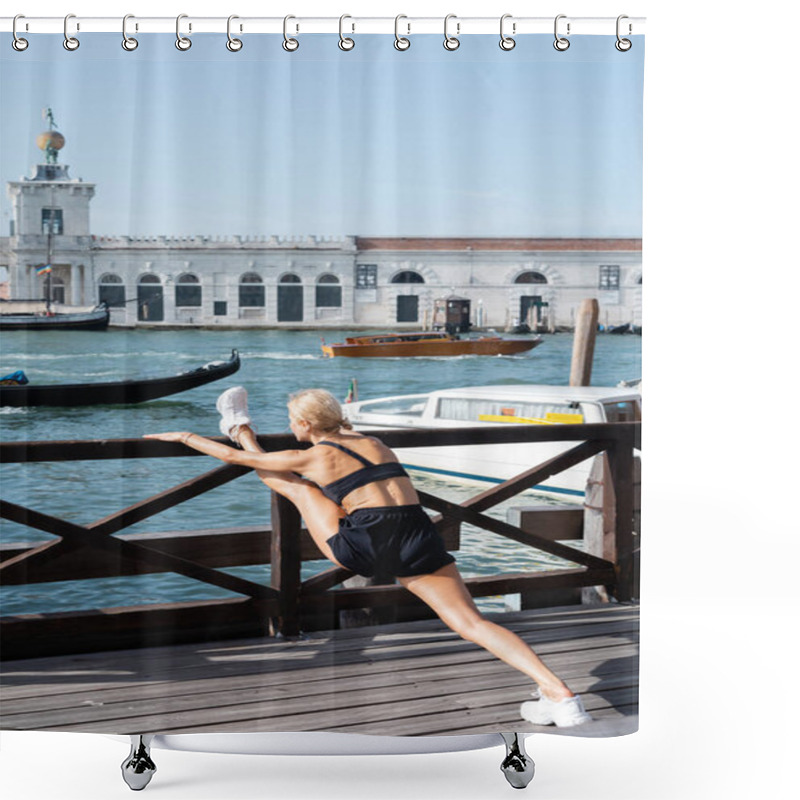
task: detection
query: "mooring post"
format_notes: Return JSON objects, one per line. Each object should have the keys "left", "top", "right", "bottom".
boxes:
{"left": 605, "top": 427, "right": 637, "bottom": 603}
{"left": 270, "top": 490, "right": 302, "bottom": 637}
{"left": 569, "top": 298, "right": 599, "bottom": 386}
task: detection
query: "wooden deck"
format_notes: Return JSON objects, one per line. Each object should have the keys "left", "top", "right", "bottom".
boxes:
{"left": 0, "top": 604, "right": 638, "bottom": 738}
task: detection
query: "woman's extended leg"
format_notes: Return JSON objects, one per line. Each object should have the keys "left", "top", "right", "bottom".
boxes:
{"left": 234, "top": 425, "right": 347, "bottom": 568}
{"left": 399, "top": 563, "right": 573, "bottom": 701}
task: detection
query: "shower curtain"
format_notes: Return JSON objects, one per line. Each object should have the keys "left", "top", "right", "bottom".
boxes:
{"left": 0, "top": 18, "right": 643, "bottom": 751}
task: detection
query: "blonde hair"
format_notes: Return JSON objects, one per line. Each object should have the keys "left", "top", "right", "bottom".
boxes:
{"left": 288, "top": 388, "right": 353, "bottom": 433}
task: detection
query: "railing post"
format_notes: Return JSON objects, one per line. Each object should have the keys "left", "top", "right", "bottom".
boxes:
{"left": 269, "top": 490, "right": 302, "bottom": 637}
{"left": 605, "top": 428, "right": 637, "bottom": 602}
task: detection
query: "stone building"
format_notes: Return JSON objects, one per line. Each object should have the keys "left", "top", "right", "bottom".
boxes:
{"left": 2, "top": 129, "right": 641, "bottom": 331}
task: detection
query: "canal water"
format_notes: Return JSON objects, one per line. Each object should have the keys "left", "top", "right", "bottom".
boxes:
{"left": 0, "top": 329, "right": 640, "bottom": 616}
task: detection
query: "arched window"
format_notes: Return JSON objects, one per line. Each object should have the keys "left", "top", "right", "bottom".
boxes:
{"left": 239, "top": 272, "right": 265, "bottom": 307}
{"left": 50, "top": 275, "right": 66, "bottom": 305}
{"left": 98, "top": 273, "right": 125, "bottom": 308}
{"left": 315, "top": 274, "right": 342, "bottom": 308}
{"left": 277, "top": 274, "right": 303, "bottom": 322}
{"left": 515, "top": 271, "right": 548, "bottom": 284}
{"left": 137, "top": 274, "right": 163, "bottom": 322}
{"left": 391, "top": 270, "right": 425, "bottom": 284}
{"left": 176, "top": 273, "right": 201, "bottom": 307}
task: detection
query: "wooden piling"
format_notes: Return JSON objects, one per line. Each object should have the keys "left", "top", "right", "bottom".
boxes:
{"left": 569, "top": 298, "right": 599, "bottom": 386}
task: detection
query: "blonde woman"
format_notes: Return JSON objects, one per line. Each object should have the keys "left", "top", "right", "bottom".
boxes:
{"left": 145, "top": 387, "right": 591, "bottom": 728}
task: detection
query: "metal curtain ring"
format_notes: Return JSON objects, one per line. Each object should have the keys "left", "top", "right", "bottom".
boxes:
{"left": 63, "top": 14, "right": 80, "bottom": 51}
{"left": 499, "top": 14, "right": 516, "bottom": 50}
{"left": 443, "top": 14, "right": 460, "bottom": 51}
{"left": 12, "top": 15, "right": 29, "bottom": 51}
{"left": 553, "top": 14, "right": 570, "bottom": 51}
{"left": 122, "top": 14, "right": 138, "bottom": 51}
{"left": 176, "top": 14, "right": 192, "bottom": 51}
{"left": 339, "top": 14, "right": 355, "bottom": 51}
{"left": 394, "top": 15, "right": 410, "bottom": 51}
{"left": 227, "top": 15, "right": 243, "bottom": 51}
{"left": 283, "top": 15, "right": 299, "bottom": 51}
{"left": 615, "top": 15, "right": 632, "bottom": 51}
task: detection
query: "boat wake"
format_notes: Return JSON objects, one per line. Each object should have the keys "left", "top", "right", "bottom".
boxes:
{"left": 245, "top": 352, "right": 320, "bottom": 361}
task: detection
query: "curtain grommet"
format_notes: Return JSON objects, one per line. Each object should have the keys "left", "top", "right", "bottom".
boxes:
{"left": 338, "top": 15, "right": 355, "bottom": 51}
{"left": 12, "top": 15, "right": 29, "bottom": 51}
{"left": 122, "top": 15, "right": 138, "bottom": 51}
{"left": 176, "top": 14, "right": 192, "bottom": 51}
{"left": 443, "top": 14, "right": 460, "bottom": 51}
{"left": 283, "top": 15, "right": 299, "bottom": 52}
{"left": 226, "top": 15, "right": 243, "bottom": 52}
{"left": 394, "top": 15, "right": 410, "bottom": 51}
{"left": 553, "top": 15, "right": 570, "bottom": 51}
{"left": 63, "top": 14, "right": 80, "bottom": 51}
{"left": 499, "top": 14, "right": 516, "bottom": 51}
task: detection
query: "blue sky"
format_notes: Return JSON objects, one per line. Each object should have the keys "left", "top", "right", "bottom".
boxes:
{"left": 1, "top": 33, "right": 643, "bottom": 238}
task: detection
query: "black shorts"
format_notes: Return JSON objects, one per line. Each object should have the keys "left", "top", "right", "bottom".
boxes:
{"left": 327, "top": 504, "right": 456, "bottom": 579}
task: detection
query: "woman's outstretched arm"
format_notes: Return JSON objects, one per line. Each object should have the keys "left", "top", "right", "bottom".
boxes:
{"left": 143, "top": 431, "right": 311, "bottom": 473}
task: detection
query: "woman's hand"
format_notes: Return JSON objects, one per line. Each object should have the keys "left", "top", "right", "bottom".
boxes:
{"left": 143, "top": 432, "right": 193, "bottom": 444}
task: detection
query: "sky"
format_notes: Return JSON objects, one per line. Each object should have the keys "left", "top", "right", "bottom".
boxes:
{"left": 0, "top": 32, "right": 643, "bottom": 239}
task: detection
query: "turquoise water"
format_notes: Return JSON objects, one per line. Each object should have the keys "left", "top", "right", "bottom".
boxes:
{"left": 0, "top": 328, "right": 640, "bottom": 615}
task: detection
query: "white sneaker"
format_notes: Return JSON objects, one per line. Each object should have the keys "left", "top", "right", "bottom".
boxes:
{"left": 216, "top": 386, "right": 256, "bottom": 442}
{"left": 520, "top": 692, "right": 592, "bottom": 727}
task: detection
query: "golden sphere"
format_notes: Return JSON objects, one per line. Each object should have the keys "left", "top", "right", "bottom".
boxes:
{"left": 36, "top": 131, "right": 66, "bottom": 151}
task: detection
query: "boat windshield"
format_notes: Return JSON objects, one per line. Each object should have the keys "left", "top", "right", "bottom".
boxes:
{"left": 355, "top": 395, "right": 429, "bottom": 416}
{"left": 602, "top": 400, "right": 641, "bottom": 423}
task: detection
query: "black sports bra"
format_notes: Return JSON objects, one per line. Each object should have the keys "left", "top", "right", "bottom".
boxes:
{"left": 316, "top": 440, "right": 409, "bottom": 504}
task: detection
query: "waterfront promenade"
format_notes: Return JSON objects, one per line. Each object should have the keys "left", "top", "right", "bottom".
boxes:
{"left": 0, "top": 603, "right": 638, "bottom": 737}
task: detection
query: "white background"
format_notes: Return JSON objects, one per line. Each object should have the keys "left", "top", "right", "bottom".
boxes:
{"left": 2, "top": 1, "right": 798, "bottom": 798}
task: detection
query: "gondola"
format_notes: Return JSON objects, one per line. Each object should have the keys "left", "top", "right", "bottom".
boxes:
{"left": 0, "top": 350, "right": 240, "bottom": 408}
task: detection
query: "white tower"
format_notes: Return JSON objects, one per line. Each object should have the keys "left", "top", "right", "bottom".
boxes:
{"left": 6, "top": 110, "right": 96, "bottom": 306}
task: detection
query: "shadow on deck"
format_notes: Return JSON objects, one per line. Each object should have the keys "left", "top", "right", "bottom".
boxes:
{"left": 0, "top": 603, "right": 638, "bottom": 738}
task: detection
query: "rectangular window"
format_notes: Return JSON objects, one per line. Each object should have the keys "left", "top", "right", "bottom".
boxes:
{"left": 356, "top": 264, "right": 377, "bottom": 289}
{"left": 396, "top": 295, "right": 419, "bottom": 322}
{"left": 214, "top": 301, "right": 228, "bottom": 316}
{"left": 175, "top": 285, "right": 202, "bottom": 307}
{"left": 239, "top": 285, "right": 265, "bottom": 307}
{"left": 41, "top": 208, "right": 63, "bottom": 235}
{"left": 316, "top": 285, "right": 342, "bottom": 307}
{"left": 602, "top": 400, "right": 641, "bottom": 423}
{"left": 99, "top": 285, "right": 126, "bottom": 308}
{"left": 599, "top": 265, "right": 620, "bottom": 290}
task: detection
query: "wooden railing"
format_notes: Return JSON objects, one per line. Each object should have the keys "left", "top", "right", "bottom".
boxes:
{"left": 0, "top": 423, "right": 639, "bottom": 659}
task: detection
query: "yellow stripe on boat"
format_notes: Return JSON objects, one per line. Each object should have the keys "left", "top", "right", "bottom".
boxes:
{"left": 477, "top": 412, "right": 584, "bottom": 424}
{"left": 544, "top": 412, "right": 584, "bottom": 424}
{"left": 478, "top": 414, "right": 549, "bottom": 424}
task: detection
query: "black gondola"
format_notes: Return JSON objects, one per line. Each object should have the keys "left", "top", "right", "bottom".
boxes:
{"left": 0, "top": 350, "right": 240, "bottom": 408}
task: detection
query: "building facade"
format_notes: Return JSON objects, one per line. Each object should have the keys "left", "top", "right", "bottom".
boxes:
{"left": 2, "top": 154, "right": 642, "bottom": 331}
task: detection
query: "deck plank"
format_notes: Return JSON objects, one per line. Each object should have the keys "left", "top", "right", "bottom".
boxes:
{"left": 0, "top": 604, "right": 638, "bottom": 736}
{"left": 0, "top": 609, "right": 638, "bottom": 696}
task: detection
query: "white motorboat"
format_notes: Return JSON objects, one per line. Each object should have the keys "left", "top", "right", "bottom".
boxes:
{"left": 344, "top": 384, "right": 641, "bottom": 501}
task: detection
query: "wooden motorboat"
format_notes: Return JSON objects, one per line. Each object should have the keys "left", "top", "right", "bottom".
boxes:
{"left": 0, "top": 350, "right": 240, "bottom": 408}
{"left": 321, "top": 331, "right": 541, "bottom": 358}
